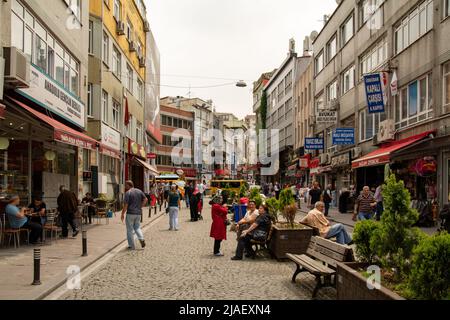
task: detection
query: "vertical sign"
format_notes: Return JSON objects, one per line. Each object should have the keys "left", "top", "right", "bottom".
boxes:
{"left": 364, "top": 72, "right": 387, "bottom": 114}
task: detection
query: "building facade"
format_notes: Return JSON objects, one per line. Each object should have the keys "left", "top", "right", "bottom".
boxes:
{"left": 0, "top": 0, "right": 92, "bottom": 207}
{"left": 310, "top": 0, "right": 450, "bottom": 207}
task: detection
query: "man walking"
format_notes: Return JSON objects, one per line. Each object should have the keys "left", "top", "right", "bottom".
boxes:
{"left": 121, "top": 181, "right": 148, "bottom": 250}
{"left": 308, "top": 181, "right": 322, "bottom": 209}
{"left": 354, "top": 186, "right": 377, "bottom": 221}
{"left": 57, "top": 186, "right": 79, "bottom": 238}
{"left": 323, "top": 184, "right": 333, "bottom": 217}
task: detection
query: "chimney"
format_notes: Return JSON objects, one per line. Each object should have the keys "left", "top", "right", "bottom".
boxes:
{"left": 303, "top": 36, "right": 311, "bottom": 56}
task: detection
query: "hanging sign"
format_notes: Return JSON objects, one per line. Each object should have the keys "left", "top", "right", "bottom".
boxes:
{"left": 305, "top": 138, "right": 324, "bottom": 150}
{"left": 333, "top": 128, "right": 355, "bottom": 145}
{"left": 317, "top": 110, "right": 338, "bottom": 124}
{"left": 364, "top": 72, "right": 387, "bottom": 114}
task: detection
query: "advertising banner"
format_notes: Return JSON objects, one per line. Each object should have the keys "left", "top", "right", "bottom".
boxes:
{"left": 333, "top": 128, "right": 355, "bottom": 145}
{"left": 305, "top": 138, "right": 324, "bottom": 150}
{"left": 363, "top": 72, "right": 387, "bottom": 114}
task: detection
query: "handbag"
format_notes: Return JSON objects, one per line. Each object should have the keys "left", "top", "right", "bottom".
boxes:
{"left": 252, "top": 229, "right": 267, "bottom": 242}
{"left": 165, "top": 207, "right": 170, "bottom": 214}
{"left": 224, "top": 218, "right": 231, "bottom": 226}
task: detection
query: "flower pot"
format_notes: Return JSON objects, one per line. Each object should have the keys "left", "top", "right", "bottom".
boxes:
{"left": 336, "top": 262, "right": 405, "bottom": 300}
{"left": 268, "top": 223, "right": 313, "bottom": 259}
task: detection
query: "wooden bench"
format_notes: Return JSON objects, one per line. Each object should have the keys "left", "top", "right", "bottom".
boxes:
{"left": 286, "top": 236, "right": 354, "bottom": 298}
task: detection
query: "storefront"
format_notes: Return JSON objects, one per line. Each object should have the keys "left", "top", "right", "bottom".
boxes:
{"left": 330, "top": 152, "right": 352, "bottom": 196}
{"left": 1, "top": 97, "right": 97, "bottom": 207}
{"left": 126, "top": 139, "right": 148, "bottom": 191}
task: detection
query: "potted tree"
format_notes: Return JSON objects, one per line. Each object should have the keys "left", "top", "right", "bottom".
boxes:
{"left": 336, "top": 174, "right": 450, "bottom": 300}
{"left": 268, "top": 188, "right": 313, "bottom": 259}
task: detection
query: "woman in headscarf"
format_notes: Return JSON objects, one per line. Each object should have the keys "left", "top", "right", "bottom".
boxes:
{"left": 209, "top": 196, "right": 228, "bottom": 256}
{"left": 190, "top": 187, "right": 200, "bottom": 222}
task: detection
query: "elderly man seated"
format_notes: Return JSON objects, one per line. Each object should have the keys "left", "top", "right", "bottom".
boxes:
{"left": 300, "top": 201, "right": 353, "bottom": 245}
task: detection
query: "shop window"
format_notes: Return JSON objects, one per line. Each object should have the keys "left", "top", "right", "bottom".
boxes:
{"left": 394, "top": 74, "right": 433, "bottom": 129}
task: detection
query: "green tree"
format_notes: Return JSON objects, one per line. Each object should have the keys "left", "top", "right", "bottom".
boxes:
{"left": 266, "top": 197, "right": 280, "bottom": 223}
{"left": 353, "top": 220, "right": 380, "bottom": 263}
{"left": 372, "top": 174, "right": 424, "bottom": 280}
{"left": 260, "top": 91, "right": 267, "bottom": 130}
{"left": 279, "top": 188, "right": 297, "bottom": 228}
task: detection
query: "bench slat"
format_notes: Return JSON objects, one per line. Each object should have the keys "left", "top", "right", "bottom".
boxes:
{"left": 287, "top": 254, "right": 335, "bottom": 275}
{"left": 309, "top": 244, "right": 347, "bottom": 262}
{"left": 313, "top": 236, "right": 351, "bottom": 255}
{"left": 306, "top": 249, "right": 342, "bottom": 268}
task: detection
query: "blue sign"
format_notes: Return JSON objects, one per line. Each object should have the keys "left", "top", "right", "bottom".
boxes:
{"left": 305, "top": 138, "right": 324, "bottom": 150}
{"left": 333, "top": 128, "right": 355, "bottom": 145}
{"left": 364, "top": 73, "right": 386, "bottom": 114}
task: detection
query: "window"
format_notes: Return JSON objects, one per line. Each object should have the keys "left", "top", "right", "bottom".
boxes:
{"left": 326, "top": 35, "right": 337, "bottom": 62}
{"left": 359, "top": 110, "right": 386, "bottom": 141}
{"left": 359, "top": 0, "right": 385, "bottom": 26}
{"left": 444, "top": 61, "right": 450, "bottom": 107}
{"left": 316, "top": 93, "right": 325, "bottom": 112}
{"left": 137, "top": 79, "right": 143, "bottom": 103}
{"left": 88, "top": 20, "right": 93, "bottom": 54}
{"left": 87, "top": 83, "right": 93, "bottom": 117}
{"left": 112, "top": 45, "right": 121, "bottom": 77}
{"left": 103, "top": 32, "right": 109, "bottom": 64}
{"left": 126, "top": 18, "right": 133, "bottom": 41}
{"left": 342, "top": 65, "right": 355, "bottom": 94}
{"left": 315, "top": 51, "right": 324, "bottom": 75}
{"left": 65, "top": 0, "right": 81, "bottom": 22}
{"left": 136, "top": 121, "right": 143, "bottom": 145}
{"left": 83, "top": 149, "right": 90, "bottom": 171}
{"left": 277, "top": 80, "right": 285, "bottom": 102}
{"left": 112, "top": 99, "right": 120, "bottom": 130}
{"left": 126, "top": 64, "right": 133, "bottom": 92}
{"left": 394, "top": 74, "right": 433, "bottom": 129}
{"left": 360, "top": 37, "right": 388, "bottom": 76}
{"left": 102, "top": 90, "right": 109, "bottom": 123}
{"left": 445, "top": 0, "right": 450, "bottom": 19}
{"left": 70, "top": 59, "right": 80, "bottom": 96}
{"left": 113, "top": 0, "right": 121, "bottom": 21}
{"left": 395, "top": 0, "right": 433, "bottom": 54}
{"left": 341, "top": 13, "right": 354, "bottom": 46}
{"left": 285, "top": 71, "right": 293, "bottom": 93}
{"left": 327, "top": 80, "right": 338, "bottom": 102}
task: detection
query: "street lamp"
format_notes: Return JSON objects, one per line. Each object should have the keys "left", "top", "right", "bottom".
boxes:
{"left": 236, "top": 80, "right": 247, "bottom": 88}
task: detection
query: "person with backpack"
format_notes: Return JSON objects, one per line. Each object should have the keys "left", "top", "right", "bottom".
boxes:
{"left": 323, "top": 184, "right": 333, "bottom": 217}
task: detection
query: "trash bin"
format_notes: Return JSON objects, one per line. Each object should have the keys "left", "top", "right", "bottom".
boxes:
{"left": 233, "top": 204, "right": 247, "bottom": 222}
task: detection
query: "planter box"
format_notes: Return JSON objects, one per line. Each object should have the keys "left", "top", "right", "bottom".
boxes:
{"left": 269, "top": 223, "right": 313, "bottom": 259}
{"left": 336, "top": 262, "right": 405, "bottom": 300}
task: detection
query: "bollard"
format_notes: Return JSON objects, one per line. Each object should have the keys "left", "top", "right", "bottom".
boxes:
{"left": 82, "top": 231, "right": 88, "bottom": 257}
{"left": 32, "top": 249, "right": 41, "bottom": 285}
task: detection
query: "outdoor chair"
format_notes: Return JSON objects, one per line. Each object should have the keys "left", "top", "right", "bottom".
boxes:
{"left": 43, "top": 209, "right": 61, "bottom": 243}
{"left": 1, "top": 213, "right": 22, "bottom": 249}
{"left": 94, "top": 200, "right": 109, "bottom": 224}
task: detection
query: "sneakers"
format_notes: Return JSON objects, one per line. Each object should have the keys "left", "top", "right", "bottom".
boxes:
{"left": 72, "top": 230, "right": 79, "bottom": 237}
{"left": 214, "top": 252, "right": 224, "bottom": 257}
{"left": 139, "top": 239, "right": 146, "bottom": 248}
{"left": 231, "top": 256, "right": 242, "bottom": 261}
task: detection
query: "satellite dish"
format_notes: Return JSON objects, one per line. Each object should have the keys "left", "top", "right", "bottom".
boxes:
{"left": 310, "top": 31, "right": 319, "bottom": 42}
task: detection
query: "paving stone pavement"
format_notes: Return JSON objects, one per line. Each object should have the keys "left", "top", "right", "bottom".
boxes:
{"left": 63, "top": 202, "right": 336, "bottom": 300}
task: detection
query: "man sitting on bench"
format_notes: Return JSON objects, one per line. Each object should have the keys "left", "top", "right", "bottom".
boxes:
{"left": 300, "top": 202, "right": 353, "bottom": 245}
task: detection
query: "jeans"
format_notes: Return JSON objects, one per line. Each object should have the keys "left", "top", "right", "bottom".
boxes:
{"left": 22, "top": 221, "right": 43, "bottom": 243}
{"left": 326, "top": 224, "right": 352, "bottom": 245}
{"left": 358, "top": 212, "right": 373, "bottom": 221}
{"left": 324, "top": 202, "right": 330, "bottom": 216}
{"left": 214, "top": 239, "right": 222, "bottom": 254}
{"left": 169, "top": 207, "right": 179, "bottom": 230}
{"left": 185, "top": 195, "right": 190, "bottom": 208}
{"left": 235, "top": 234, "right": 255, "bottom": 258}
{"left": 126, "top": 214, "right": 144, "bottom": 249}
{"left": 376, "top": 202, "right": 384, "bottom": 221}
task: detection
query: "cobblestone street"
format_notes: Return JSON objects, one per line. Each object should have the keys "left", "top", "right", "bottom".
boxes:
{"left": 63, "top": 202, "right": 335, "bottom": 300}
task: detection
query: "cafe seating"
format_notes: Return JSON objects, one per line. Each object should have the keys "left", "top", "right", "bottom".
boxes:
{"left": 94, "top": 199, "right": 109, "bottom": 224}
{"left": 1, "top": 213, "right": 22, "bottom": 249}
{"left": 43, "top": 209, "right": 61, "bottom": 243}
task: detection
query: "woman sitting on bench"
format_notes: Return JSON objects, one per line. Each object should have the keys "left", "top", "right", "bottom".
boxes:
{"left": 300, "top": 201, "right": 353, "bottom": 245}
{"left": 231, "top": 204, "right": 271, "bottom": 260}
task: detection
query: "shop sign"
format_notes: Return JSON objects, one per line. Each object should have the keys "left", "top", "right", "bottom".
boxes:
{"left": 305, "top": 138, "right": 324, "bottom": 150}
{"left": 317, "top": 111, "right": 337, "bottom": 124}
{"left": 299, "top": 158, "right": 309, "bottom": 168}
{"left": 363, "top": 72, "right": 388, "bottom": 114}
{"left": 331, "top": 153, "right": 350, "bottom": 167}
{"left": 333, "top": 128, "right": 355, "bottom": 145}
{"left": 17, "top": 64, "right": 85, "bottom": 128}
{"left": 101, "top": 145, "right": 121, "bottom": 159}
{"left": 128, "top": 140, "right": 146, "bottom": 159}
{"left": 177, "top": 168, "right": 197, "bottom": 177}
{"left": 147, "top": 153, "right": 157, "bottom": 159}
{"left": 352, "top": 154, "right": 390, "bottom": 169}
{"left": 319, "top": 166, "right": 332, "bottom": 174}
{"left": 54, "top": 131, "right": 96, "bottom": 150}
{"left": 101, "top": 124, "right": 121, "bottom": 151}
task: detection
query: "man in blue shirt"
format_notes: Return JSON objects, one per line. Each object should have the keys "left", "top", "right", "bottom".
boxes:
{"left": 121, "top": 181, "right": 148, "bottom": 250}
{"left": 6, "top": 195, "right": 42, "bottom": 244}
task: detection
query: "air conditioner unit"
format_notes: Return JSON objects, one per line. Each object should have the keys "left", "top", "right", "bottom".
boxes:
{"left": 320, "top": 153, "right": 330, "bottom": 165}
{"left": 129, "top": 41, "right": 137, "bottom": 52}
{"left": 328, "top": 145, "right": 338, "bottom": 155}
{"left": 377, "top": 119, "right": 395, "bottom": 143}
{"left": 143, "top": 20, "right": 151, "bottom": 32}
{"left": 351, "top": 147, "right": 362, "bottom": 159}
{"left": 116, "top": 21, "right": 125, "bottom": 35}
{"left": 329, "top": 98, "right": 339, "bottom": 110}
{"left": 139, "top": 56, "right": 146, "bottom": 68}
{"left": 3, "top": 47, "right": 30, "bottom": 88}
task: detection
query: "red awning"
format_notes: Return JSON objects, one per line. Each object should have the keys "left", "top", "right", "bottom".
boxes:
{"left": 9, "top": 97, "right": 98, "bottom": 150}
{"left": 352, "top": 130, "right": 435, "bottom": 169}
{"left": 100, "top": 145, "right": 121, "bottom": 159}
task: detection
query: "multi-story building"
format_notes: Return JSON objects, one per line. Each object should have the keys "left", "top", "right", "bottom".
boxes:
{"left": 156, "top": 104, "right": 197, "bottom": 181}
{"left": 244, "top": 115, "right": 257, "bottom": 182}
{"left": 293, "top": 51, "right": 313, "bottom": 186}
{"left": 265, "top": 40, "right": 297, "bottom": 183}
{"left": 0, "top": 0, "right": 93, "bottom": 207}
{"left": 160, "top": 96, "right": 214, "bottom": 181}
{"left": 311, "top": 0, "right": 450, "bottom": 206}
{"left": 87, "top": 0, "right": 152, "bottom": 197}
{"left": 253, "top": 70, "right": 276, "bottom": 131}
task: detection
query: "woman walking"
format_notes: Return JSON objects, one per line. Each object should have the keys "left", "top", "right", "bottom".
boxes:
{"left": 168, "top": 185, "right": 181, "bottom": 231}
{"left": 210, "top": 196, "right": 229, "bottom": 256}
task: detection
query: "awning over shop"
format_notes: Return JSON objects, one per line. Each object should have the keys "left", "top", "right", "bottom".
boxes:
{"left": 9, "top": 97, "right": 98, "bottom": 150}
{"left": 352, "top": 131, "right": 435, "bottom": 169}
{"left": 134, "top": 158, "right": 159, "bottom": 176}
{"left": 100, "top": 145, "right": 121, "bottom": 159}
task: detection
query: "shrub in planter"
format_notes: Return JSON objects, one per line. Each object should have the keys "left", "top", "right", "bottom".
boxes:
{"left": 406, "top": 232, "right": 450, "bottom": 300}
{"left": 353, "top": 220, "right": 380, "bottom": 263}
{"left": 279, "top": 188, "right": 297, "bottom": 228}
{"left": 249, "top": 189, "right": 263, "bottom": 208}
{"left": 266, "top": 198, "right": 279, "bottom": 223}
{"left": 371, "top": 174, "right": 424, "bottom": 280}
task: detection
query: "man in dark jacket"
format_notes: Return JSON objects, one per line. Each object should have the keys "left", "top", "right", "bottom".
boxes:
{"left": 57, "top": 185, "right": 79, "bottom": 238}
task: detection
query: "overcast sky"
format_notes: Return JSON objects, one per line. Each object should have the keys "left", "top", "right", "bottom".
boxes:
{"left": 145, "top": 0, "right": 338, "bottom": 119}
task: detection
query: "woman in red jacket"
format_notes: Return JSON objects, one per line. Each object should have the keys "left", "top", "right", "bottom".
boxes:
{"left": 210, "top": 197, "right": 229, "bottom": 256}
